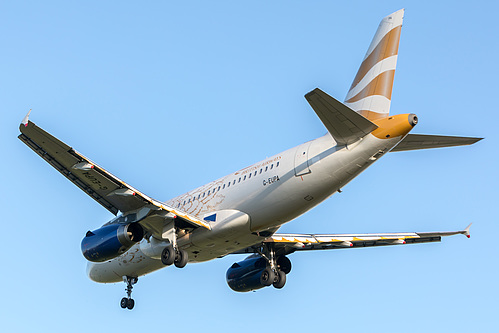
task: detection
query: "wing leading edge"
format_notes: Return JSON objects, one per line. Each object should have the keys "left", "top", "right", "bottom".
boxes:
{"left": 233, "top": 224, "right": 471, "bottom": 255}
{"left": 18, "top": 113, "right": 210, "bottom": 230}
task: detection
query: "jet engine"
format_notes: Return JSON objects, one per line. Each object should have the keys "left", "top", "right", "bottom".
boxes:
{"left": 226, "top": 255, "right": 270, "bottom": 292}
{"left": 81, "top": 223, "right": 144, "bottom": 262}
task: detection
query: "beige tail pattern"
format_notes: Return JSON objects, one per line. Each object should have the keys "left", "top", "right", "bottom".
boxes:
{"left": 344, "top": 9, "right": 404, "bottom": 121}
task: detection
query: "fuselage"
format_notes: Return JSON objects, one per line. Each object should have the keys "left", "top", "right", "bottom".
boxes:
{"left": 87, "top": 125, "right": 410, "bottom": 283}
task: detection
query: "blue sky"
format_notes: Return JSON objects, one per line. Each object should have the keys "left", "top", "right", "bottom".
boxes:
{"left": 2, "top": 1, "right": 497, "bottom": 331}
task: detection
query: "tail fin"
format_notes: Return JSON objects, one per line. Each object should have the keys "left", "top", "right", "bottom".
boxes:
{"left": 344, "top": 9, "right": 404, "bottom": 121}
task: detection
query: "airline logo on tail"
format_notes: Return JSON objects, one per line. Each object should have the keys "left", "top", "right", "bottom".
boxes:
{"left": 344, "top": 9, "right": 404, "bottom": 121}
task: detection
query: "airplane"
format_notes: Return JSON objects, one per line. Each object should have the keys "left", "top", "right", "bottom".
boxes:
{"left": 18, "top": 9, "right": 481, "bottom": 310}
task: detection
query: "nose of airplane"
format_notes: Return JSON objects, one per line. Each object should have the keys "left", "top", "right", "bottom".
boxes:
{"left": 86, "top": 261, "right": 99, "bottom": 282}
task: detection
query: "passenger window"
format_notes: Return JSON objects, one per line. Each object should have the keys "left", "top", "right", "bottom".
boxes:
{"left": 222, "top": 184, "right": 225, "bottom": 189}
{"left": 265, "top": 166, "right": 268, "bottom": 172}
{"left": 238, "top": 177, "right": 241, "bottom": 183}
{"left": 218, "top": 186, "right": 221, "bottom": 191}
{"left": 202, "top": 193, "right": 205, "bottom": 198}
{"left": 259, "top": 169, "right": 262, "bottom": 174}
{"left": 249, "top": 173, "right": 252, "bottom": 179}
{"left": 208, "top": 190, "right": 210, "bottom": 195}
{"left": 271, "top": 164, "right": 273, "bottom": 169}
{"left": 254, "top": 171, "right": 257, "bottom": 176}
{"left": 228, "top": 182, "right": 231, "bottom": 187}
{"left": 277, "top": 162, "right": 280, "bottom": 167}
{"left": 188, "top": 199, "right": 191, "bottom": 203}
{"left": 233, "top": 180, "right": 235, "bottom": 185}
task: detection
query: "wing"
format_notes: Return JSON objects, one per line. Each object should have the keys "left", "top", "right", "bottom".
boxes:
{"left": 391, "top": 134, "right": 483, "bottom": 152}
{"left": 233, "top": 224, "right": 471, "bottom": 255}
{"left": 18, "top": 112, "right": 210, "bottom": 230}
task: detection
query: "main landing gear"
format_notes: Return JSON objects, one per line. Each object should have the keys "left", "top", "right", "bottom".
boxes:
{"left": 160, "top": 220, "right": 189, "bottom": 268}
{"left": 120, "top": 276, "right": 137, "bottom": 310}
{"left": 258, "top": 245, "right": 292, "bottom": 290}
{"left": 161, "top": 244, "right": 188, "bottom": 268}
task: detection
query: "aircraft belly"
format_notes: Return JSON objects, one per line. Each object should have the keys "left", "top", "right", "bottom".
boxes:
{"left": 87, "top": 244, "right": 165, "bottom": 283}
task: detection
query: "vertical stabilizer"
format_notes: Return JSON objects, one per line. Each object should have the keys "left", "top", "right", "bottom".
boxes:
{"left": 344, "top": 9, "right": 404, "bottom": 120}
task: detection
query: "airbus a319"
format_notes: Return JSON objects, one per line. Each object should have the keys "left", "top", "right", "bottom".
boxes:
{"left": 19, "top": 9, "right": 480, "bottom": 310}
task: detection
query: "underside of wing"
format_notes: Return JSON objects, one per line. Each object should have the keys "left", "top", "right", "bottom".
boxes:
{"left": 18, "top": 115, "right": 210, "bottom": 230}
{"left": 233, "top": 225, "right": 471, "bottom": 256}
{"left": 391, "top": 134, "right": 483, "bottom": 152}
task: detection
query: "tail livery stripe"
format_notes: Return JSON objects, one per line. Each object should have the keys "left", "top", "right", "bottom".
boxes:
{"left": 345, "top": 70, "right": 395, "bottom": 104}
{"left": 345, "top": 9, "right": 404, "bottom": 121}
{"left": 348, "top": 26, "right": 401, "bottom": 92}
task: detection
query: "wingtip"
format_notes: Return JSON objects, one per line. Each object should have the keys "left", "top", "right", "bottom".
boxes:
{"left": 463, "top": 223, "right": 472, "bottom": 238}
{"left": 21, "top": 109, "right": 32, "bottom": 127}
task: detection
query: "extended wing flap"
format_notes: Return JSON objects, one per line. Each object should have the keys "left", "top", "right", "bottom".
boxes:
{"left": 391, "top": 134, "right": 483, "bottom": 152}
{"left": 305, "top": 88, "right": 378, "bottom": 145}
{"left": 19, "top": 117, "right": 210, "bottom": 230}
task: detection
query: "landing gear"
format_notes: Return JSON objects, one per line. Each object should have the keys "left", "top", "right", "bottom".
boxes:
{"left": 257, "top": 244, "right": 290, "bottom": 290}
{"left": 160, "top": 220, "right": 189, "bottom": 268}
{"left": 174, "top": 248, "right": 188, "bottom": 268}
{"left": 121, "top": 276, "right": 137, "bottom": 310}
{"left": 120, "top": 297, "right": 134, "bottom": 310}
{"left": 260, "top": 267, "right": 275, "bottom": 286}
{"left": 161, "top": 245, "right": 188, "bottom": 268}
{"left": 273, "top": 270, "right": 286, "bottom": 289}
{"left": 161, "top": 245, "right": 175, "bottom": 265}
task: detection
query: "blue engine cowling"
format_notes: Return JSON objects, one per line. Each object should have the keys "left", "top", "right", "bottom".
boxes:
{"left": 81, "top": 223, "right": 144, "bottom": 262}
{"left": 226, "top": 255, "right": 268, "bottom": 292}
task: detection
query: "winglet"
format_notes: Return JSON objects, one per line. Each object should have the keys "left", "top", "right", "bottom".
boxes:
{"left": 21, "top": 109, "right": 32, "bottom": 127}
{"left": 463, "top": 223, "right": 472, "bottom": 238}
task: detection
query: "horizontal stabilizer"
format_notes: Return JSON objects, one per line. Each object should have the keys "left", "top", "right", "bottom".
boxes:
{"left": 391, "top": 134, "right": 483, "bottom": 152}
{"left": 305, "top": 88, "right": 378, "bottom": 145}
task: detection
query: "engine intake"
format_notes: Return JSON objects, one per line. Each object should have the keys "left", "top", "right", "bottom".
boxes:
{"left": 81, "top": 223, "right": 144, "bottom": 262}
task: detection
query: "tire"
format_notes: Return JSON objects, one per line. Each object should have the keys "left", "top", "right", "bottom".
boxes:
{"left": 127, "top": 298, "right": 135, "bottom": 310}
{"left": 260, "top": 267, "right": 275, "bottom": 286}
{"left": 174, "top": 249, "right": 188, "bottom": 268}
{"left": 273, "top": 270, "right": 286, "bottom": 289}
{"left": 120, "top": 297, "right": 128, "bottom": 309}
{"left": 161, "top": 245, "right": 175, "bottom": 266}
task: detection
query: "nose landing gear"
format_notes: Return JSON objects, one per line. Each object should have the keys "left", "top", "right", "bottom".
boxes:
{"left": 120, "top": 276, "right": 138, "bottom": 310}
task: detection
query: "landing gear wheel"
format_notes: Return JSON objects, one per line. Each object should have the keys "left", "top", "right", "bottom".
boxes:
{"left": 273, "top": 270, "right": 286, "bottom": 289}
{"left": 174, "top": 249, "right": 188, "bottom": 268}
{"left": 120, "top": 297, "right": 128, "bottom": 309}
{"left": 260, "top": 267, "right": 275, "bottom": 286}
{"left": 161, "top": 245, "right": 175, "bottom": 266}
{"left": 121, "top": 276, "right": 138, "bottom": 310}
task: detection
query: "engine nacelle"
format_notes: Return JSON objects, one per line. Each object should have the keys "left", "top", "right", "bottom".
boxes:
{"left": 81, "top": 223, "right": 144, "bottom": 262}
{"left": 226, "top": 255, "right": 268, "bottom": 292}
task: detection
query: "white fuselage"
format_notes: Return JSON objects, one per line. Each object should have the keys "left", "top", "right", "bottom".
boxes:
{"left": 87, "top": 132, "right": 403, "bottom": 283}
